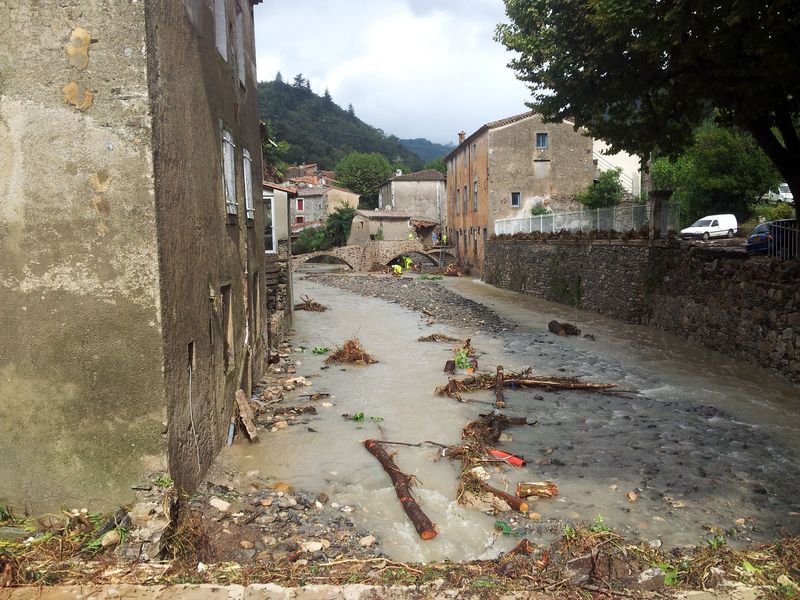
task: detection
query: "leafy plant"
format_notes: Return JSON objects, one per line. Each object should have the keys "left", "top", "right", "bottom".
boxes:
{"left": 455, "top": 348, "right": 471, "bottom": 370}
{"left": 351, "top": 412, "right": 365, "bottom": 422}
{"left": 563, "top": 524, "right": 577, "bottom": 539}
{"left": 153, "top": 475, "right": 173, "bottom": 488}
{"left": 707, "top": 534, "right": 728, "bottom": 550}
{"left": 370, "top": 416, "right": 384, "bottom": 422}
{"left": 653, "top": 561, "right": 681, "bottom": 586}
{"left": 530, "top": 206, "right": 549, "bottom": 216}
{"left": 293, "top": 226, "right": 332, "bottom": 254}
{"left": 0, "top": 505, "right": 16, "bottom": 522}
{"left": 335, "top": 152, "right": 393, "bottom": 209}
{"left": 312, "top": 346, "right": 331, "bottom": 354}
{"left": 576, "top": 168, "right": 625, "bottom": 208}
{"left": 373, "top": 224, "right": 384, "bottom": 241}
{"left": 589, "top": 514, "right": 610, "bottom": 533}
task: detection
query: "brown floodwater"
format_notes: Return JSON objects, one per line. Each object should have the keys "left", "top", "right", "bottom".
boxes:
{"left": 225, "top": 275, "right": 800, "bottom": 563}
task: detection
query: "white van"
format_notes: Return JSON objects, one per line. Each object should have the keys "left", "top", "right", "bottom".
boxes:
{"left": 679, "top": 214, "right": 738, "bottom": 240}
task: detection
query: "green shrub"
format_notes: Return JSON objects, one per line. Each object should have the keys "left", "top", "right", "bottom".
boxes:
{"left": 576, "top": 168, "right": 624, "bottom": 208}
{"left": 530, "top": 206, "right": 550, "bottom": 216}
{"left": 293, "top": 227, "right": 331, "bottom": 254}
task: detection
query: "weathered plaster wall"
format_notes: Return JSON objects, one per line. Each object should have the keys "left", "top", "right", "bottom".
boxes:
{"left": 484, "top": 239, "right": 800, "bottom": 384}
{"left": 447, "top": 133, "right": 489, "bottom": 270}
{"left": 293, "top": 193, "right": 326, "bottom": 224}
{"left": 145, "top": 0, "right": 266, "bottom": 494}
{"left": 325, "top": 188, "right": 359, "bottom": 214}
{"left": 384, "top": 180, "right": 445, "bottom": 222}
{"left": 0, "top": 3, "right": 165, "bottom": 511}
{"left": 488, "top": 116, "right": 595, "bottom": 222}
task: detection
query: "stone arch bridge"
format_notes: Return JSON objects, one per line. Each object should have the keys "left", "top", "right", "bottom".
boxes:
{"left": 293, "top": 240, "right": 455, "bottom": 272}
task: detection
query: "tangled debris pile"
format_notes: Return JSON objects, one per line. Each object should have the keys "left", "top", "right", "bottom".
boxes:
{"left": 325, "top": 338, "right": 377, "bottom": 365}
{"left": 293, "top": 294, "right": 327, "bottom": 312}
{"left": 417, "top": 333, "right": 462, "bottom": 343}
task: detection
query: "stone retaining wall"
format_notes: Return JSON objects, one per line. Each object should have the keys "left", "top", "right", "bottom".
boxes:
{"left": 484, "top": 239, "right": 800, "bottom": 383}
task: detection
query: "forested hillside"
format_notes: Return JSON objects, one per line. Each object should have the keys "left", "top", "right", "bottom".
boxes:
{"left": 258, "top": 77, "right": 425, "bottom": 171}
{"left": 398, "top": 138, "right": 455, "bottom": 162}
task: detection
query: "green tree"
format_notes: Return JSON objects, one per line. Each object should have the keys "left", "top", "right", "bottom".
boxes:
{"left": 292, "top": 73, "right": 306, "bottom": 88}
{"left": 334, "top": 152, "right": 392, "bottom": 209}
{"left": 423, "top": 156, "right": 446, "bottom": 175}
{"left": 260, "top": 119, "right": 289, "bottom": 181}
{"left": 293, "top": 227, "right": 331, "bottom": 254}
{"left": 325, "top": 205, "right": 356, "bottom": 247}
{"left": 576, "top": 168, "right": 624, "bottom": 209}
{"left": 496, "top": 0, "right": 800, "bottom": 224}
{"left": 651, "top": 122, "right": 780, "bottom": 224}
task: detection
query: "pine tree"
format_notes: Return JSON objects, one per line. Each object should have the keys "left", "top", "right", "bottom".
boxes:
{"left": 275, "top": 71, "right": 283, "bottom": 83}
{"left": 323, "top": 88, "right": 332, "bottom": 103}
{"left": 347, "top": 103, "right": 355, "bottom": 117}
{"left": 292, "top": 73, "right": 306, "bottom": 88}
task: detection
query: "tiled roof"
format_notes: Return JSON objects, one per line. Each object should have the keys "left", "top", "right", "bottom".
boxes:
{"left": 484, "top": 111, "right": 536, "bottom": 130}
{"left": 391, "top": 169, "right": 446, "bottom": 182}
{"left": 355, "top": 209, "right": 410, "bottom": 219}
{"left": 262, "top": 181, "right": 297, "bottom": 195}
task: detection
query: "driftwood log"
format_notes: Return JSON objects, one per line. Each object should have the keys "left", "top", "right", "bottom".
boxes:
{"left": 235, "top": 389, "right": 259, "bottom": 443}
{"left": 495, "top": 365, "right": 506, "bottom": 408}
{"left": 479, "top": 481, "right": 528, "bottom": 512}
{"left": 363, "top": 439, "right": 438, "bottom": 540}
{"left": 548, "top": 320, "right": 581, "bottom": 336}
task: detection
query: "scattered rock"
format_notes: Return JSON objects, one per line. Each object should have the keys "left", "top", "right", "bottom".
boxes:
{"left": 301, "top": 541, "right": 323, "bottom": 553}
{"left": 101, "top": 529, "right": 121, "bottom": 548}
{"left": 636, "top": 567, "right": 666, "bottom": 591}
{"left": 548, "top": 320, "right": 581, "bottom": 336}
{"left": 210, "top": 497, "right": 232, "bottom": 512}
{"left": 359, "top": 535, "right": 376, "bottom": 548}
{"left": 240, "top": 540, "right": 254, "bottom": 549}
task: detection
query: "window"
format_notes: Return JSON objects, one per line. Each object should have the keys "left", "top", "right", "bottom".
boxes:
{"left": 462, "top": 185, "right": 467, "bottom": 214}
{"left": 296, "top": 198, "right": 304, "bottom": 212}
{"left": 221, "top": 127, "right": 236, "bottom": 215}
{"left": 472, "top": 180, "right": 478, "bottom": 212}
{"left": 456, "top": 189, "right": 460, "bottom": 215}
{"left": 473, "top": 231, "right": 477, "bottom": 256}
{"left": 234, "top": 1, "right": 245, "bottom": 85}
{"left": 221, "top": 284, "right": 233, "bottom": 372}
{"left": 511, "top": 192, "right": 520, "bottom": 207}
{"left": 536, "top": 132, "right": 548, "bottom": 149}
{"left": 243, "top": 148, "right": 254, "bottom": 220}
{"left": 295, "top": 215, "right": 304, "bottom": 224}
{"left": 214, "top": 0, "right": 227, "bottom": 60}
{"left": 264, "top": 191, "right": 276, "bottom": 253}
{"left": 483, "top": 227, "right": 488, "bottom": 245}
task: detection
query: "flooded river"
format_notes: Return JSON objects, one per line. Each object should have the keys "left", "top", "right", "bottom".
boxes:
{"left": 226, "top": 274, "right": 800, "bottom": 563}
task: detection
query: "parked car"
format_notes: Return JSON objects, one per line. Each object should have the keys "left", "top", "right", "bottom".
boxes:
{"left": 746, "top": 219, "right": 798, "bottom": 257}
{"left": 680, "top": 214, "right": 738, "bottom": 240}
{"left": 762, "top": 183, "right": 794, "bottom": 204}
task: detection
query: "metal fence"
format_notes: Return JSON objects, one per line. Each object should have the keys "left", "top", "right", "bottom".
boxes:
{"left": 767, "top": 221, "right": 799, "bottom": 261}
{"left": 494, "top": 202, "right": 681, "bottom": 236}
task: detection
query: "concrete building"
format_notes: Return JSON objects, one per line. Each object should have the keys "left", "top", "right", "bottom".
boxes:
{"left": 445, "top": 111, "right": 595, "bottom": 270}
{"left": 347, "top": 210, "right": 412, "bottom": 245}
{"left": 291, "top": 185, "right": 359, "bottom": 225}
{"left": 378, "top": 170, "right": 447, "bottom": 224}
{"left": 0, "top": 0, "right": 267, "bottom": 512}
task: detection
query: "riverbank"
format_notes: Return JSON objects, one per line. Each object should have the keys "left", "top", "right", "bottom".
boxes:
{"left": 2, "top": 273, "right": 799, "bottom": 598}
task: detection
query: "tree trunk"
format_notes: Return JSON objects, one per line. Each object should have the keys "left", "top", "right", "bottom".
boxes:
{"left": 363, "top": 439, "right": 437, "bottom": 540}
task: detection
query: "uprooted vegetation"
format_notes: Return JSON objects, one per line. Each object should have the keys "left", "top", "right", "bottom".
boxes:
{"left": 324, "top": 338, "right": 377, "bottom": 365}
{"left": 2, "top": 500, "right": 798, "bottom": 596}
{"left": 293, "top": 294, "right": 327, "bottom": 312}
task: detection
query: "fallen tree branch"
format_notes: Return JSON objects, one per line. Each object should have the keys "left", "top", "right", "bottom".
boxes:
{"left": 495, "top": 365, "right": 506, "bottom": 408}
{"left": 363, "top": 439, "right": 438, "bottom": 540}
{"left": 479, "top": 481, "right": 528, "bottom": 513}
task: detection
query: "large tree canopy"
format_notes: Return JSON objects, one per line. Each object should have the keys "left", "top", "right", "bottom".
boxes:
{"left": 334, "top": 152, "right": 393, "bottom": 209}
{"left": 496, "top": 0, "right": 800, "bottom": 219}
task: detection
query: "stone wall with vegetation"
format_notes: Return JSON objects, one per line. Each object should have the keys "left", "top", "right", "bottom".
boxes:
{"left": 484, "top": 238, "right": 800, "bottom": 384}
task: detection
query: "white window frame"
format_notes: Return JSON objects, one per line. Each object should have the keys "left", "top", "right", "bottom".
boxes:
{"left": 536, "top": 132, "right": 548, "bottom": 149}
{"left": 221, "top": 128, "right": 237, "bottom": 215}
{"left": 234, "top": 0, "right": 245, "bottom": 85}
{"left": 243, "top": 148, "right": 254, "bottom": 220}
{"left": 214, "top": 0, "right": 227, "bottom": 60}
{"left": 264, "top": 191, "right": 277, "bottom": 253}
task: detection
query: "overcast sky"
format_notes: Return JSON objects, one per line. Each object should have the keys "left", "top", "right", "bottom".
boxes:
{"left": 252, "top": 1, "right": 532, "bottom": 145}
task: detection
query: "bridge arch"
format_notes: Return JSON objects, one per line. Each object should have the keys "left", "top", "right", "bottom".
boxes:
{"left": 293, "top": 250, "right": 356, "bottom": 271}
{"left": 386, "top": 251, "right": 439, "bottom": 267}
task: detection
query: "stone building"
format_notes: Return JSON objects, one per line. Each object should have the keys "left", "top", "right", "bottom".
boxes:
{"left": 445, "top": 111, "right": 595, "bottom": 270}
{"left": 347, "top": 210, "right": 412, "bottom": 245}
{"left": 377, "top": 169, "right": 447, "bottom": 224}
{"left": 291, "top": 185, "right": 359, "bottom": 225}
{"left": 0, "top": 0, "right": 267, "bottom": 512}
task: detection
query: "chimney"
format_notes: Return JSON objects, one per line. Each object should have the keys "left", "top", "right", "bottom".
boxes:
{"left": 458, "top": 131, "right": 466, "bottom": 144}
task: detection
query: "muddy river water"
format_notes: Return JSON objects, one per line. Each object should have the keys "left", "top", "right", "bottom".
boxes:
{"left": 227, "top": 274, "right": 800, "bottom": 564}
